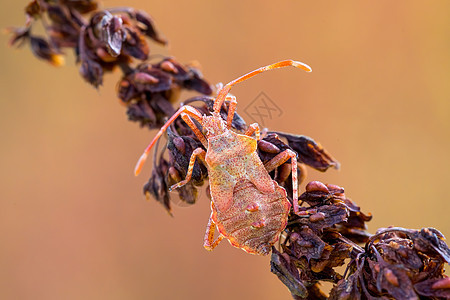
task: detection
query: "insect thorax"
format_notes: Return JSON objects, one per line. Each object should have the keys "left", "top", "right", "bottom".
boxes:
{"left": 202, "top": 113, "right": 227, "bottom": 138}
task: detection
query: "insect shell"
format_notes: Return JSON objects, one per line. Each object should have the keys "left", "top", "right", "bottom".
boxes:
{"left": 135, "top": 60, "right": 312, "bottom": 255}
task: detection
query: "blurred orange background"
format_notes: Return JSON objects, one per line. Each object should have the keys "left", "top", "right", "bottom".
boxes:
{"left": 1, "top": 1, "right": 449, "bottom": 299}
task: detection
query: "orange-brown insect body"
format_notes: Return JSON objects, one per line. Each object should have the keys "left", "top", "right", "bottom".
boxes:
{"left": 135, "top": 60, "right": 312, "bottom": 255}
{"left": 204, "top": 116, "right": 291, "bottom": 255}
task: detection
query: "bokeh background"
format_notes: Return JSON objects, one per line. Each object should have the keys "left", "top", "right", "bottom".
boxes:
{"left": 1, "top": 1, "right": 449, "bottom": 299}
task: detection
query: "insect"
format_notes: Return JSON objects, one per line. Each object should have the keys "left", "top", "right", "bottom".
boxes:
{"left": 135, "top": 60, "right": 312, "bottom": 255}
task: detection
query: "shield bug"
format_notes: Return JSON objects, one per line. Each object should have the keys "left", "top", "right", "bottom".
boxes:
{"left": 135, "top": 60, "right": 312, "bottom": 255}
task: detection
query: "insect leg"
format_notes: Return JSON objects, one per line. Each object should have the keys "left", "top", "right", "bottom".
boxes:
{"left": 203, "top": 212, "right": 224, "bottom": 251}
{"left": 224, "top": 95, "right": 237, "bottom": 129}
{"left": 134, "top": 105, "right": 205, "bottom": 176}
{"left": 263, "top": 150, "right": 299, "bottom": 214}
{"left": 179, "top": 113, "right": 207, "bottom": 147}
{"left": 244, "top": 123, "right": 260, "bottom": 140}
{"left": 169, "top": 148, "right": 206, "bottom": 191}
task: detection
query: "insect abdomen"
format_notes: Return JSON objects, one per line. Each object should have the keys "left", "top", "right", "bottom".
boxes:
{"left": 212, "top": 179, "right": 291, "bottom": 255}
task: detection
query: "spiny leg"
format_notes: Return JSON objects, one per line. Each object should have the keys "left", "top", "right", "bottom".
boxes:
{"left": 244, "top": 123, "right": 260, "bottom": 140}
{"left": 135, "top": 105, "right": 205, "bottom": 176}
{"left": 203, "top": 212, "right": 223, "bottom": 251}
{"left": 264, "top": 149, "right": 299, "bottom": 214}
{"left": 169, "top": 148, "right": 206, "bottom": 191}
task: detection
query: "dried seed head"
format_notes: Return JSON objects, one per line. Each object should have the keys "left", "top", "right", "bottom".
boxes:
{"left": 11, "top": 2, "right": 168, "bottom": 87}
{"left": 118, "top": 59, "right": 212, "bottom": 128}
{"left": 305, "top": 181, "right": 329, "bottom": 193}
{"left": 79, "top": 59, "right": 103, "bottom": 88}
{"left": 161, "top": 60, "right": 178, "bottom": 73}
{"left": 388, "top": 241, "right": 400, "bottom": 249}
{"left": 172, "top": 137, "right": 186, "bottom": 155}
{"left": 98, "top": 13, "right": 125, "bottom": 57}
{"left": 25, "top": 0, "right": 41, "bottom": 18}
{"left": 270, "top": 247, "right": 308, "bottom": 298}
{"left": 29, "top": 36, "right": 65, "bottom": 66}
{"left": 290, "top": 232, "right": 300, "bottom": 242}
{"left": 134, "top": 72, "right": 159, "bottom": 84}
{"left": 275, "top": 163, "right": 291, "bottom": 184}
{"left": 384, "top": 268, "right": 399, "bottom": 287}
{"left": 275, "top": 132, "right": 340, "bottom": 171}
{"left": 134, "top": 10, "right": 167, "bottom": 44}
{"left": 415, "top": 278, "right": 450, "bottom": 298}
{"left": 168, "top": 167, "right": 181, "bottom": 182}
{"left": 374, "top": 264, "right": 380, "bottom": 273}
{"left": 143, "top": 156, "right": 171, "bottom": 214}
{"left": 431, "top": 277, "right": 450, "bottom": 290}
{"left": 258, "top": 140, "right": 280, "bottom": 153}
{"left": 309, "top": 212, "right": 326, "bottom": 222}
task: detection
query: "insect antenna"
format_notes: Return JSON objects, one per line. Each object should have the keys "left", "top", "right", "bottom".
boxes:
{"left": 213, "top": 60, "right": 312, "bottom": 114}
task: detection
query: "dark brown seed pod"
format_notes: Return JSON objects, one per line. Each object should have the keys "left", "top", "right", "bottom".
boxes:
{"left": 274, "top": 132, "right": 340, "bottom": 171}
{"left": 305, "top": 180, "right": 329, "bottom": 193}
